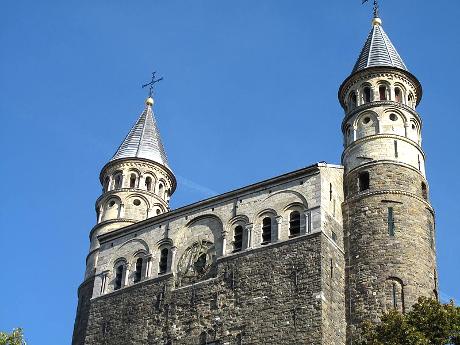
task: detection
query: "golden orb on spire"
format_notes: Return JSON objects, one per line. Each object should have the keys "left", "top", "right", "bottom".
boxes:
{"left": 146, "top": 97, "right": 154, "bottom": 106}
{"left": 372, "top": 17, "right": 382, "bottom": 26}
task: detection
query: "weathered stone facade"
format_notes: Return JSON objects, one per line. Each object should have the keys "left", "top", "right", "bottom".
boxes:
{"left": 73, "top": 15, "right": 438, "bottom": 345}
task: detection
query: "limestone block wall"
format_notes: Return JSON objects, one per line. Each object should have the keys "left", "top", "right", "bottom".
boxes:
{"left": 81, "top": 233, "right": 345, "bottom": 345}
{"left": 343, "top": 164, "right": 437, "bottom": 343}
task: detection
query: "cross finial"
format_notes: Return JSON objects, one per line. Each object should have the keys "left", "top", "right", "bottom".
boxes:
{"left": 362, "top": 0, "right": 379, "bottom": 18}
{"left": 142, "top": 71, "right": 163, "bottom": 98}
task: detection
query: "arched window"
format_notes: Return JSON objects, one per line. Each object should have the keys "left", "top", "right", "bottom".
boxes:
{"left": 395, "top": 87, "right": 402, "bottom": 103}
{"left": 408, "top": 93, "right": 414, "bottom": 107}
{"left": 349, "top": 92, "right": 357, "bottom": 109}
{"left": 159, "top": 248, "right": 169, "bottom": 274}
{"left": 421, "top": 182, "right": 428, "bottom": 201}
{"left": 114, "top": 264, "right": 124, "bottom": 290}
{"left": 289, "top": 211, "right": 301, "bottom": 237}
{"left": 358, "top": 171, "right": 370, "bottom": 191}
{"left": 379, "top": 85, "right": 388, "bottom": 100}
{"left": 104, "top": 176, "right": 110, "bottom": 192}
{"left": 145, "top": 177, "right": 152, "bottom": 191}
{"left": 385, "top": 278, "right": 404, "bottom": 313}
{"left": 233, "top": 225, "right": 243, "bottom": 252}
{"left": 133, "top": 257, "right": 143, "bottom": 283}
{"left": 261, "top": 217, "right": 272, "bottom": 244}
{"left": 158, "top": 183, "right": 164, "bottom": 197}
{"left": 114, "top": 174, "right": 123, "bottom": 189}
{"left": 130, "top": 173, "right": 137, "bottom": 188}
{"left": 363, "top": 86, "right": 371, "bottom": 103}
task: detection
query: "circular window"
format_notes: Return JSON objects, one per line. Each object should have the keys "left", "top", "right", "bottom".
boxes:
{"left": 390, "top": 114, "right": 398, "bottom": 121}
{"left": 412, "top": 123, "right": 416, "bottom": 130}
{"left": 363, "top": 117, "right": 371, "bottom": 124}
{"left": 133, "top": 199, "right": 141, "bottom": 206}
{"left": 108, "top": 200, "right": 115, "bottom": 207}
{"left": 156, "top": 209, "right": 161, "bottom": 215}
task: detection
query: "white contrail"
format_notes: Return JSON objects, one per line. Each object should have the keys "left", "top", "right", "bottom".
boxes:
{"left": 176, "top": 174, "right": 218, "bottom": 198}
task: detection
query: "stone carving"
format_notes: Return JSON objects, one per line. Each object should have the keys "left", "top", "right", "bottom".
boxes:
{"left": 176, "top": 240, "right": 215, "bottom": 287}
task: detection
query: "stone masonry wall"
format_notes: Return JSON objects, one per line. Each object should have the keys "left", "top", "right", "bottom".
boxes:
{"left": 81, "top": 233, "right": 345, "bottom": 345}
{"left": 343, "top": 163, "right": 437, "bottom": 344}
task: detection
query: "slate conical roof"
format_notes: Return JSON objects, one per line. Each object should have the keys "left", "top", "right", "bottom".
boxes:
{"left": 110, "top": 98, "right": 170, "bottom": 168}
{"left": 352, "top": 18, "right": 407, "bottom": 73}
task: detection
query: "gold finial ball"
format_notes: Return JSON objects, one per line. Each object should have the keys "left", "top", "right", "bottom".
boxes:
{"left": 146, "top": 97, "right": 154, "bottom": 106}
{"left": 372, "top": 17, "right": 382, "bottom": 26}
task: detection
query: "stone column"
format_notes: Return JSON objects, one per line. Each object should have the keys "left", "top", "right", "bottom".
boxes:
{"left": 220, "top": 230, "right": 228, "bottom": 256}
{"left": 169, "top": 246, "right": 177, "bottom": 273}
{"left": 377, "top": 116, "right": 382, "bottom": 134}
{"left": 304, "top": 211, "right": 311, "bottom": 234}
{"left": 404, "top": 123, "right": 410, "bottom": 138}
{"left": 97, "top": 205, "right": 103, "bottom": 224}
{"left": 108, "top": 175, "right": 113, "bottom": 191}
{"left": 244, "top": 223, "right": 253, "bottom": 249}
{"left": 145, "top": 254, "right": 153, "bottom": 278}
{"left": 118, "top": 203, "right": 125, "bottom": 218}
{"left": 353, "top": 126, "right": 357, "bottom": 141}
{"left": 123, "top": 263, "right": 131, "bottom": 287}
{"left": 100, "top": 270, "right": 110, "bottom": 295}
{"left": 275, "top": 216, "right": 283, "bottom": 242}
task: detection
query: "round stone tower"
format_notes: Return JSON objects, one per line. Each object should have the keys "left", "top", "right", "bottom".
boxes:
{"left": 84, "top": 96, "right": 176, "bottom": 279}
{"left": 339, "top": 16, "right": 438, "bottom": 343}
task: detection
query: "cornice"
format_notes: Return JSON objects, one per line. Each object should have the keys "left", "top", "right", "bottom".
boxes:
{"left": 89, "top": 218, "right": 137, "bottom": 240}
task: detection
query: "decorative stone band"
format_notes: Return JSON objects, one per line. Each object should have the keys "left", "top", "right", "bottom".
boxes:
{"left": 341, "top": 100, "right": 422, "bottom": 132}
{"left": 341, "top": 134, "right": 426, "bottom": 161}
{"left": 343, "top": 189, "right": 434, "bottom": 213}
{"left": 95, "top": 188, "right": 171, "bottom": 207}
{"left": 89, "top": 218, "right": 138, "bottom": 240}
{"left": 343, "top": 159, "right": 427, "bottom": 181}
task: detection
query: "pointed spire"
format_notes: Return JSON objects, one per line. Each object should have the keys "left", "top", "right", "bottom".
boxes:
{"left": 110, "top": 97, "right": 170, "bottom": 168}
{"left": 352, "top": 17, "right": 407, "bottom": 73}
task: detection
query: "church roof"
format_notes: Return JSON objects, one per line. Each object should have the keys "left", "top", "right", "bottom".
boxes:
{"left": 110, "top": 98, "right": 170, "bottom": 168}
{"left": 352, "top": 18, "right": 407, "bottom": 73}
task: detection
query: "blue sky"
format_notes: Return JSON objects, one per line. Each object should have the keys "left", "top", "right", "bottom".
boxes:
{"left": 1, "top": 0, "right": 459, "bottom": 343}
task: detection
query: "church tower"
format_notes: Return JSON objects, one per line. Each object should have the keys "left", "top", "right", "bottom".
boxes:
{"left": 339, "top": 14, "right": 438, "bottom": 342}
{"left": 84, "top": 94, "right": 176, "bottom": 279}
{"left": 73, "top": 93, "right": 176, "bottom": 342}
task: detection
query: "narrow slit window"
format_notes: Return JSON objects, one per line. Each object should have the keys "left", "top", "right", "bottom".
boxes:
{"left": 262, "top": 217, "right": 272, "bottom": 244}
{"left": 233, "top": 225, "right": 243, "bottom": 252}
{"left": 388, "top": 207, "right": 395, "bottom": 236}
{"left": 392, "top": 283, "right": 398, "bottom": 308}
{"left": 394, "top": 140, "right": 398, "bottom": 158}
{"left": 329, "top": 183, "right": 333, "bottom": 201}
{"left": 418, "top": 155, "right": 421, "bottom": 171}
{"left": 421, "top": 182, "right": 428, "bottom": 200}
{"left": 134, "top": 257, "right": 143, "bottom": 283}
{"left": 358, "top": 171, "right": 370, "bottom": 192}
{"left": 289, "top": 211, "right": 301, "bottom": 237}
{"left": 114, "top": 264, "right": 123, "bottom": 290}
{"left": 159, "top": 248, "right": 169, "bottom": 274}
{"left": 429, "top": 223, "right": 434, "bottom": 249}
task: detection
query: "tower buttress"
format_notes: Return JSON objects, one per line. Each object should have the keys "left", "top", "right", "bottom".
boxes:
{"left": 340, "top": 16, "right": 438, "bottom": 343}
